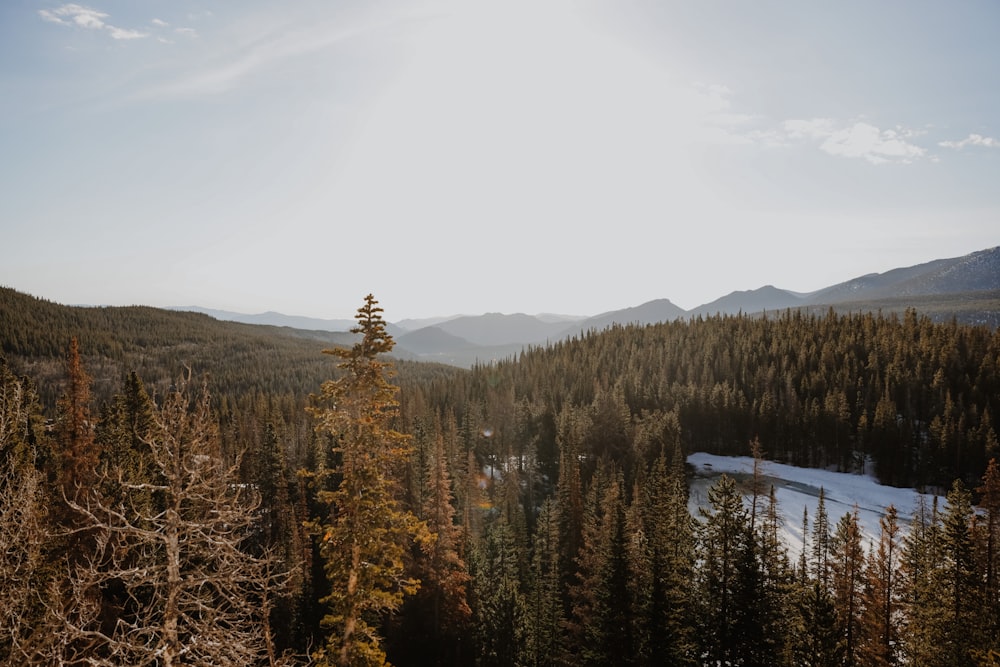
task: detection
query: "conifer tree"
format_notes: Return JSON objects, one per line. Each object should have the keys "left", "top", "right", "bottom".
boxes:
{"left": 525, "top": 497, "right": 564, "bottom": 666}
{"left": 556, "top": 405, "right": 586, "bottom": 596}
{"left": 793, "top": 489, "right": 839, "bottom": 666}
{"left": 979, "top": 459, "right": 1000, "bottom": 652}
{"left": 566, "top": 465, "right": 631, "bottom": 665}
{"left": 404, "top": 432, "right": 471, "bottom": 663}
{"left": 812, "top": 488, "right": 832, "bottom": 589}
{"left": 307, "top": 295, "right": 426, "bottom": 667}
{"left": 901, "top": 495, "right": 945, "bottom": 666}
{"left": 697, "top": 474, "right": 758, "bottom": 665}
{"left": 624, "top": 477, "right": 653, "bottom": 664}
{"left": 471, "top": 517, "right": 526, "bottom": 667}
{"left": 53, "top": 337, "right": 98, "bottom": 499}
{"left": 831, "top": 508, "right": 865, "bottom": 666}
{"left": 643, "top": 451, "right": 697, "bottom": 665}
{"left": 94, "top": 370, "right": 158, "bottom": 516}
{"left": 937, "top": 480, "right": 983, "bottom": 666}
{"left": 756, "top": 484, "right": 795, "bottom": 666}
{"left": 858, "top": 505, "right": 902, "bottom": 667}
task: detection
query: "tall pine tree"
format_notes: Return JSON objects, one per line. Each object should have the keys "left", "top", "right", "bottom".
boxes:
{"left": 307, "top": 295, "right": 426, "bottom": 667}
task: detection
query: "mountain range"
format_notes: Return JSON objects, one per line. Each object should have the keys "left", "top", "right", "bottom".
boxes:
{"left": 177, "top": 246, "right": 1000, "bottom": 367}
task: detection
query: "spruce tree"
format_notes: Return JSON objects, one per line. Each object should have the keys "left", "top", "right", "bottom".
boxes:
{"left": 979, "top": 459, "right": 1000, "bottom": 652}
{"left": 858, "top": 505, "right": 902, "bottom": 667}
{"left": 471, "top": 517, "right": 526, "bottom": 667}
{"left": 901, "top": 495, "right": 945, "bottom": 666}
{"left": 53, "top": 337, "right": 98, "bottom": 499}
{"left": 402, "top": 432, "right": 472, "bottom": 664}
{"left": 697, "top": 474, "right": 758, "bottom": 665}
{"left": 525, "top": 497, "right": 564, "bottom": 666}
{"left": 566, "top": 466, "right": 631, "bottom": 666}
{"left": 642, "top": 451, "right": 696, "bottom": 664}
{"left": 938, "top": 480, "right": 983, "bottom": 666}
{"left": 831, "top": 508, "right": 865, "bottom": 666}
{"left": 307, "top": 295, "right": 426, "bottom": 667}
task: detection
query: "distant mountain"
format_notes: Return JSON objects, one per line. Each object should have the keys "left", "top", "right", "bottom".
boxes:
{"left": 170, "top": 306, "right": 357, "bottom": 332}
{"left": 567, "top": 298, "right": 686, "bottom": 334}
{"left": 535, "top": 313, "right": 588, "bottom": 324}
{"left": 803, "top": 246, "right": 1000, "bottom": 305}
{"left": 141, "top": 245, "right": 1000, "bottom": 368}
{"left": 394, "top": 315, "right": 462, "bottom": 331}
{"left": 689, "top": 286, "right": 804, "bottom": 318}
{"left": 395, "top": 326, "right": 476, "bottom": 355}
{"left": 432, "top": 313, "right": 570, "bottom": 347}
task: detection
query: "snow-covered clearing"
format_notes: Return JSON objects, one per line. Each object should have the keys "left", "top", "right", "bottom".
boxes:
{"left": 687, "top": 453, "right": 939, "bottom": 559}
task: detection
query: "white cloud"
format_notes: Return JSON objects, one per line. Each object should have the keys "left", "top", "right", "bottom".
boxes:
{"left": 152, "top": 18, "right": 169, "bottom": 27}
{"left": 39, "top": 4, "right": 107, "bottom": 29}
{"left": 939, "top": 133, "right": 1000, "bottom": 149}
{"left": 776, "top": 118, "right": 925, "bottom": 164}
{"left": 820, "top": 122, "right": 925, "bottom": 164}
{"left": 174, "top": 27, "right": 199, "bottom": 38}
{"left": 38, "top": 9, "right": 68, "bottom": 25}
{"left": 38, "top": 3, "right": 148, "bottom": 41}
{"left": 108, "top": 26, "right": 149, "bottom": 40}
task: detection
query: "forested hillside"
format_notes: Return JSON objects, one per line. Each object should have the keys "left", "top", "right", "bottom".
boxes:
{"left": 2, "top": 290, "right": 1000, "bottom": 664}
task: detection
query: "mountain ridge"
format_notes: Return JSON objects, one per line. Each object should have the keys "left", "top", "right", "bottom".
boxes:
{"left": 9, "top": 246, "right": 997, "bottom": 368}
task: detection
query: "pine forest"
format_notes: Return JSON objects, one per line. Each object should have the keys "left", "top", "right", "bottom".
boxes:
{"left": 2, "top": 287, "right": 1000, "bottom": 666}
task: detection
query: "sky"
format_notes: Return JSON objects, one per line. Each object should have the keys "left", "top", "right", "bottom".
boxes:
{"left": 2, "top": 0, "right": 998, "bottom": 321}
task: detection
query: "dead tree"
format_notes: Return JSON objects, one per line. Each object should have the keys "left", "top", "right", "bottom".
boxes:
{"left": 53, "top": 377, "right": 299, "bottom": 666}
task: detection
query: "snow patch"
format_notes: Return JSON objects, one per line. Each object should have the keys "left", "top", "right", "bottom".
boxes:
{"left": 687, "top": 453, "right": 939, "bottom": 560}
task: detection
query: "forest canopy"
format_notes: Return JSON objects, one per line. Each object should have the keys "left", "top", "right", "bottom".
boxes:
{"left": 2, "top": 289, "right": 1000, "bottom": 664}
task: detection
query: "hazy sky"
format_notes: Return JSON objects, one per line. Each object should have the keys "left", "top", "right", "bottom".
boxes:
{"left": 2, "top": 0, "right": 998, "bottom": 321}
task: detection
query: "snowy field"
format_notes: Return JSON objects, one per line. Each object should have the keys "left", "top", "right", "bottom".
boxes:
{"left": 687, "top": 453, "right": 939, "bottom": 559}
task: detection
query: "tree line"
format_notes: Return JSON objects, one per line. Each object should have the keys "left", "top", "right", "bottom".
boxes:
{"left": 3, "top": 292, "right": 1000, "bottom": 664}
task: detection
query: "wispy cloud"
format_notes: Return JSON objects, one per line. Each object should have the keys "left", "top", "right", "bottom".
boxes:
{"left": 767, "top": 118, "right": 926, "bottom": 164}
{"left": 39, "top": 4, "right": 108, "bottom": 28}
{"left": 151, "top": 18, "right": 169, "bottom": 28}
{"left": 38, "top": 3, "right": 148, "bottom": 41}
{"left": 108, "top": 26, "right": 148, "bottom": 40}
{"left": 939, "top": 133, "right": 999, "bottom": 149}
{"left": 819, "top": 122, "right": 925, "bottom": 164}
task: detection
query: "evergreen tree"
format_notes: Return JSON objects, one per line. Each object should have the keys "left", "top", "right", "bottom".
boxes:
{"left": 624, "top": 478, "right": 652, "bottom": 664}
{"left": 566, "top": 466, "right": 631, "bottom": 665}
{"left": 307, "top": 295, "right": 426, "bottom": 667}
{"left": 978, "top": 459, "right": 1000, "bottom": 653}
{"left": 697, "top": 474, "right": 759, "bottom": 665}
{"left": 471, "top": 517, "right": 526, "bottom": 667}
{"left": 793, "top": 489, "right": 839, "bottom": 667}
{"left": 901, "top": 495, "right": 945, "bottom": 666}
{"left": 401, "top": 432, "right": 472, "bottom": 665}
{"left": 831, "top": 508, "right": 865, "bottom": 666}
{"left": 812, "top": 488, "right": 832, "bottom": 589}
{"left": 756, "top": 484, "right": 795, "bottom": 666}
{"left": 525, "top": 497, "right": 564, "bottom": 667}
{"left": 643, "top": 450, "right": 697, "bottom": 665}
{"left": 937, "top": 480, "right": 983, "bottom": 666}
{"left": 53, "top": 337, "right": 98, "bottom": 499}
{"left": 858, "top": 505, "right": 902, "bottom": 667}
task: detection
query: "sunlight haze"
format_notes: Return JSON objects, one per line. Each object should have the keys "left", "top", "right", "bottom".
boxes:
{"left": 1, "top": 0, "right": 997, "bottom": 320}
